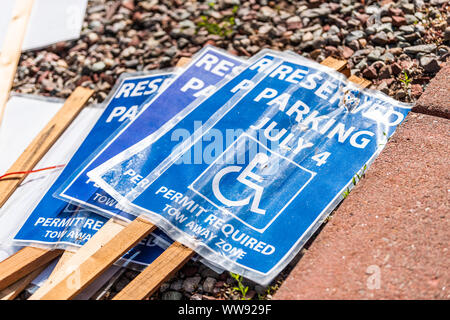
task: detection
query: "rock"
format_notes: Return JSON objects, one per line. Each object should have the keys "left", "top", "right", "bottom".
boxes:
{"left": 190, "top": 293, "right": 203, "bottom": 300}
{"left": 327, "top": 35, "right": 341, "bottom": 46}
{"left": 362, "top": 65, "right": 378, "bottom": 79}
{"left": 162, "top": 291, "right": 183, "bottom": 300}
{"left": 402, "top": 3, "right": 415, "bottom": 14}
{"left": 445, "top": 27, "right": 450, "bottom": 42}
{"left": 377, "top": 81, "right": 390, "bottom": 94}
{"left": 403, "top": 32, "right": 419, "bottom": 42}
{"left": 258, "top": 24, "right": 272, "bottom": 35}
{"left": 365, "top": 26, "right": 377, "bottom": 35}
{"left": 381, "top": 16, "right": 393, "bottom": 24}
{"left": 183, "top": 276, "right": 201, "bottom": 293}
{"left": 347, "top": 39, "right": 360, "bottom": 51}
{"left": 404, "top": 44, "right": 437, "bottom": 55}
{"left": 394, "top": 90, "right": 407, "bottom": 100}
{"left": 302, "top": 32, "right": 314, "bottom": 42}
{"left": 342, "top": 46, "right": 354, "bottom": 59}
{"left": 172, "top": 9, "right": 190, "bottom": 21}
{"left": 202, "top": 277, "right": 217, "bottom": 293}
{"left": 380, "top": 52, "right": 395, "bottom": 62}
{"left": 87, "top": 32, "right": 99, "bottom": 44}
{"left": 377, "top": 23, "right": 393, "bottom": 33}
{"left": 300, "top": 8, "right": 331, "bottom": 19}
{"left": 224, "top": 0, "right": 241, "bottom": 6}
{"left": 111, "top": 21, "right": 127, "bottom": 33}
{"left": 312, "top": 37, "right": 326, "bottom": 49}
{"left": 399, "top": 25, "right": 415, "bottom": 33}
{"left": 258, "top": 6, "right": 276, "bottom": 21}
{"left": 286, "top": 16, "right": 302, "bottom": 30}
{"left": 347, "top": 18, "right": 361, "bottom": 28}
{"left": 158, "top": 281, "right": 170, "bottom": 293}
{"left": 392, "top": 16, "right": 406, "bottom": 27}
{"left": 170, "top": 279, "right": 183, "bottom": 291}
{"left": 201, "top": 268, "right": 220, "bottom": 278}
{"left": 379, "top": 65, "right": 392, "bottom": 79}
{"left": 290, "top": 32, "right": 302, "bottom": 44}
{"left": 388, "top": 47, "right": 403, "bottom": 55}
{"left": 182, "top": 265, "right": 199, "bottom": 277}
{"left": 355, "top": 59, "right": 368, "bottom": 70}
{"left": 404, "top": 14, "right": 418, "bottom": 24}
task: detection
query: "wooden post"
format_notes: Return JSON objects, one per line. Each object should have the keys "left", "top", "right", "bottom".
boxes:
{"left": 29, "top": 218, "right": 126, "bottom": 300}
{"left": 0, "top": 0, "right": 35, "bottom": 127}
{"left": 30, "top": 57, "right": 194, "bottom": 299}
{"left": 0, "top": 247, "right": 62, "bottom": 291}
{"left": 0, "top": 263, "right": 48, "bottom": 300}
{"left": 107, "top": 57, "right": 373, "bottom": 300}
{"left": 0, "top": 87, "right": 93, "bottom": 291}
{"left": 39, "top": 217, "right": 156, "bottom": 300}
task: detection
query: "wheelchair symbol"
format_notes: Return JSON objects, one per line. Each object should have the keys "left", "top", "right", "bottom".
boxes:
{"left": 212, "top": 153, "right": 268, "bottom": 215}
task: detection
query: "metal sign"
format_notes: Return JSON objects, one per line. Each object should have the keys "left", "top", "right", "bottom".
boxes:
{"left": 13, "top": 72, "right": 172, "bottom": 267}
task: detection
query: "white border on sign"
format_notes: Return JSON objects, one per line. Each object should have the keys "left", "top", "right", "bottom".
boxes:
{"left": 188, "top": 133, "right": 316, "bottom": 233}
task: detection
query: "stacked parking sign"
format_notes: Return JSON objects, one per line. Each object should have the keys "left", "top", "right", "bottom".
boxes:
{"left": 10, "top": 46, "right": 412, "bottom": 286}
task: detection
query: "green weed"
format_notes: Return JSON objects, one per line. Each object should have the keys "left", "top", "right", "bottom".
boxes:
{"left": 197, "top": 5, "right": 238, "bottom": 38}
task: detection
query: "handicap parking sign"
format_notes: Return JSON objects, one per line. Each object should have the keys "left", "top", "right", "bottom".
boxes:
{"left": 190, "top": 133, "right": 315, "bottom": 232}
{"left": 89, "top": 50, "right": 412, "bottom": 284}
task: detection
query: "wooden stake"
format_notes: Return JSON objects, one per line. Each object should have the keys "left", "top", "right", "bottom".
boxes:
{"left": 0, "top": 86, "right": 94, "bottom": 207}
{"left": 0, "top": 0, "right": 35, "bottom": 127}
{"left": 0, "top": 262, "right": 50, "bottom": 300}
{"left": 47, "top": 251, "right": 75, "bottom": 280}
{"left": 113, "top": 242, "right": 194, "bottom": 300}
{"left": 109, "top": 57, "right": 373, "bottom": 300}
{"left": 29, "top": 218, "right": 126, "bottom": 300}
{"left": 320, "top": 56, "right": 348, "bottom": 75}
{"left": 38, "top": 217, "right": 155, "bottom": 300}
{"left": 0, "top": 87, "right": 93, "bottom": 291}
{"left": 36, "top": 57, "right": 372, "bottom": 300}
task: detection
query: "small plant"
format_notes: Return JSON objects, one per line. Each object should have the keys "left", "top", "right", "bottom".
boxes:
{"left": 342, "top": 187, "right": 351, "bottom": 199}
{"left": 258, "top": 283, "right": 279, "bottom": 300}
{"left": 398, "top": 70, "right": 413, "bottom": 101}
{"left": 230, "top": 272, "right": 249, "bottom": 300}
{"left": 378, "top": 131, "right": 390, "bottom": 147}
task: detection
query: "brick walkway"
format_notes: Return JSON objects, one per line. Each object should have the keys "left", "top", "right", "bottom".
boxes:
{"left": 275, "top": 63, "right": 450, "bottom": 299}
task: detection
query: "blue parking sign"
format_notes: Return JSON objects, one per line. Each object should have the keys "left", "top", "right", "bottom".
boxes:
{"left": 13, "top": 72, "right": 172, "bottom": 267}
